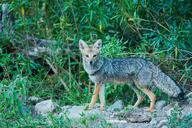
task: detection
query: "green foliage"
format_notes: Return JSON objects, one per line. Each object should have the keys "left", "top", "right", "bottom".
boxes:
{"left": 167, "top": 104, "right": 192, "bottom": 128}
{"left": 0, "top": 76, "right": 27, "bottom": 114}
{"left": 101, "top": 36, "right": 127, "bottom": 58}
{"left": 79, "top": 113, "right": 113, "bottom": 128}
{"left": 0, "top": 0, "right": 192, "bottom": 126}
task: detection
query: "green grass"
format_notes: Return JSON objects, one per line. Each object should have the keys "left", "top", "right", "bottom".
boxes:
{"left": 0, "top": 0, "right": 192, "bottom": 127}
{"left": 167, "top": 104, "right": 192, "bottom": 128}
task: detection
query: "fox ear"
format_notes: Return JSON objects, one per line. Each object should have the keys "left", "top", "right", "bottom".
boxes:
{"left": 79, "top": 39, "right": 88, "bottom": 52}
{"left": 93, "top": 39, "right": 102, "bottom": 51}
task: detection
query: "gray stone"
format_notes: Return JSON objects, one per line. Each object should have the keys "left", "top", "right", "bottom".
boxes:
{"left": 166, "top": 107, "right": 175, "bottom": 117}
{"left": 186, "top": 92, "right": 192, "bottom": 104}
{"left": 59, "top": 105, "right": 102, "bottom": 119}
{"left": 56, "top": 101, "right": 192, "bottom": 128}
{"left": 166, "top": 103, "right": 192, "bottom": 117}
{"left": 186, "top": 92, "right": 192, "bottom": 98}
{"left": 156, "top": 119, "right": 168, "bottom": 128}
{"left": 114, "top": 122, "right": 151, "bottom": 128}
{"left": 67, "top": 106, "right": 85, "bottom": 119}
{"left": 35, "top": 99, "right": 55, "bottom": 115}
{"left": 116, "top": 107, "right": 152, "bottom": 123}
{"left": 181, "top": 104, "right": 192, "bottom": 116}
{"left": 161, "top": 126, "right": 168, "bottom": 128}
{"left": 125, "top": 114, "right": 151, "bottom": 123}
{"left": 150, "top": 117, "right": 167, "bottom": 126}
{"left": 28, "top": 96, "right": 42, "bottom": 104}
{"left": 162, "top": 103, "right": 175, "bottom": 111}
{"left": 61, "top": 105, "right": 72, "bottom": 111}
{"left": 155, "top": 100, "right": 167, "bottom": 110}
{"left": 107, "top": 100, "right": 124, "bottom": 112}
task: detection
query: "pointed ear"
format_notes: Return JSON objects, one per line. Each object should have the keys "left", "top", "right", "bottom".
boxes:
{"left": 79, "top": 39, "right": 88, "bottom": 52}
{"left": 93, "top": 39, "right": 102, "bottom": 51}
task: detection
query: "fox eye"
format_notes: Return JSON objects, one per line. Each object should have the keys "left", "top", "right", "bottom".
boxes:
{"left": 85, "top": 55, "right": 89, "bottom": 57}
{"left": 93, "top": 54, "right": 97, "bottom": 57}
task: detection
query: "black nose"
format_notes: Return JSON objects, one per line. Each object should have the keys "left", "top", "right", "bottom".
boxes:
{"left": 90, "top": 61, "right": 93, "bottom": 65}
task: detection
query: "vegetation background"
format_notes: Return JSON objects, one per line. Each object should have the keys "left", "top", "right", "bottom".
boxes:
{"left": 0, "top": 0, "right": 192, "bottom": 127}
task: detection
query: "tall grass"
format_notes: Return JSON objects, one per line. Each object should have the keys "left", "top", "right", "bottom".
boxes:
{"left": 0, "top": 0, "right": 192, "bottom": 127}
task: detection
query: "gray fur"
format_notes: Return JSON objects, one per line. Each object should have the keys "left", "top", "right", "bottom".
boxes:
{"left": 83, "top": 57, "right": 181, "bottom": 97}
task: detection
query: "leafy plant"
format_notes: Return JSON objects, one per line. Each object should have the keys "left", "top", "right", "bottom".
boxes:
{"left": 0, "top": 0, "right": 191, "bottom": 126}
{"left": 167, "top": 104, "right": 192, "bottom": 128}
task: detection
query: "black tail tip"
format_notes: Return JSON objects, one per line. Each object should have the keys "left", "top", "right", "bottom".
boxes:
{"left": 178, "top": 91, "right": 185, "bottom": 101}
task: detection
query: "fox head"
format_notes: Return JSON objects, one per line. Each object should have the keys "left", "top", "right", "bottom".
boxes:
{"left": 79, "top": 39, "right": 102, "bottom": 65}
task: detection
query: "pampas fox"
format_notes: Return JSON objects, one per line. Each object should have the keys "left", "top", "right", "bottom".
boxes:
{"left": 79, "top": 39, "right": 184, "bottom": 112}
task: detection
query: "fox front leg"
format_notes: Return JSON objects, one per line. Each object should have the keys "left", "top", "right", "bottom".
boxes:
{"left": 88, "top": 83, "right": 100, "bottom": 109}
{"left": 99, "top": 84, "right": 105, "bottom": 111}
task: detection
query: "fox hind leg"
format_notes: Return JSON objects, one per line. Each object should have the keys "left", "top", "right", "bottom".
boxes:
{"left": 140, "top": 87, "right": 156, "bottom": 112}
{"left": 131, "top": 85, "right": 145, "bottom": 107}
{"left": 133, "top": 95, "right": 145, "bottom": 107}
{"left": 134, "top": 81, "right": 156, "bottom": 112}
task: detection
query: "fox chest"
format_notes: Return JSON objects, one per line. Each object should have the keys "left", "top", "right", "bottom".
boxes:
{"left": 89, "top": 75, "right": 104, "bottom": 84}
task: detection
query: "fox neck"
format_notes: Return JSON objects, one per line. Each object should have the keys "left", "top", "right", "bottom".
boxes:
{"left": 83, "top": 57, "right": 104, "bottom": 75}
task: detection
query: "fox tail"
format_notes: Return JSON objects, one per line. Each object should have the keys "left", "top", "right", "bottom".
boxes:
{"left": 153, "top": 69, "right": 185, "bottom": 100}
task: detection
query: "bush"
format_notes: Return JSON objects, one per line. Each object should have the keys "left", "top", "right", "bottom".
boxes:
{"left": 0, "top": 0, "right": 192, "bottom": 126}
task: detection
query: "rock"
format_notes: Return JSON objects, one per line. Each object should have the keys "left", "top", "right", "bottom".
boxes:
{"left": 114, "top": 122, "right": 151, "bottom": 128}
{"left": 116, "top": 107, "right": 152, "bottom": 123}
{"left": 66, "top": 106, "right": 85, "bottom": 119}
{"left": 181, "top": 104, "right": 192, "bottom": 116}
{"left": 162, "top": 103, "right": 174, "bottom": 111}
{"left": 161, "top": 126, "right": 168, "bottom": 128}
{"left": 166, "top": 103, "right": 192, "bottom": 117}
{"left": 155, "top": 100, "right": 167, "bottom": 110}
{"left": 150, "top": 117, "right": 167, "bottom": 126}
{"left": 35, "top": 99, "right": 55, "bottom": 115}
{"left": 156, "top": 119, "right": 168, "bottom": 128}
{"left": 107, "top": 119, "right": 127, "bottom": 124}
{"left": 125, "top": 114, "right": 151, "bottom": 123}
{"left": 61, "top": 105, "right": 72, "bottom": 111}
{"left": 166, "top": 106, "right": 176, "bottom": 117}
{"left": 107, "top": 100, "right": 124, "bottom": 112}
{"left": 59, "top": 105, "right": 101, "bottom": 119}
{"left": 186, "top": 92, "right": 192, "bottom": 104}
{"left": 56, "top": 101, "right": 192, "bottom": 127}
{"left": 28, "top": 96, "right": 41, "bottom": 104}
{"left": 186, "top": 92, "right": 192, "bottom": 98}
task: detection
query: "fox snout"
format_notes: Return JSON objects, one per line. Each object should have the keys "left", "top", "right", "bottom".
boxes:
{"left": 90, "top": 60, "right": 93, "bottom": 65}
{"left": 83, "top": 53, "right": 98, "bottom": 65}
{"left": 86, "top": 60, "right": 93, "bottom": 65}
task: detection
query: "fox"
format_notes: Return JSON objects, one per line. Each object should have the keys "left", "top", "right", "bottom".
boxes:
{"left": 79, "top": 39, "right": 184, "bottom": 112}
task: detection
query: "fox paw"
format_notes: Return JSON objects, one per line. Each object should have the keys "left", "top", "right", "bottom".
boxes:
{"left": 84, "top": 104, "right": 93, "bottom": 110}
{"left": 88, "top": 104, "right": 95, "bottom": 110}
{"left": 100, "top": 106, "right": 105, "bottom": 112}
{"left": 147, "top": 108, "right": 154, "bottom": 112}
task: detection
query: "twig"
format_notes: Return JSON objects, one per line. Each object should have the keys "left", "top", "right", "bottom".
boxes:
{"left": 45, "top": 59, "right": 69, "bottom": 91}
{"left": 2, "top": 4, "right": 8, "bottom": 25}
{"left": 180, "top": 49, "right": 192, "bottom": 55}
{"left": 24, "top": 35, "right": 77, "bottom": 49}
{"left": 25, "top": 35, "right": 57, "bottom": 47}
{"left": 1, "top": 4, "right": 14, "bottom": 35}
{"left": 0, "top": 4, "right": 9, "bottom": 32}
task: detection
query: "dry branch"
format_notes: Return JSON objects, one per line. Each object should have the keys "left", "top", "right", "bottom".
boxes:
{"left": 0, "top": 4, "right": 9, "bottom": 32}
{"left": 45, "top": 59, "right": 69, "bottom": 91}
